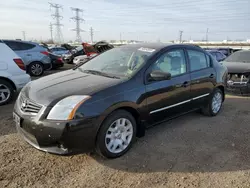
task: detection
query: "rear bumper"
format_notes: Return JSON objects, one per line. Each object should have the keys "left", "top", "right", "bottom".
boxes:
{"left": 11, "top": 74, "right": 31, "bottom": 91}
{"left": 43, "top": 63, "right": 52, "bottom": 70}
{"left": 52, "top": 61, "right": 64, "bottom": 69}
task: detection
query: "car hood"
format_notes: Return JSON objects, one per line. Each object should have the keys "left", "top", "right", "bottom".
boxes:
{"left": 222, "top": 61, "right": 250, "bottom": 73}
{"left": 22, "top": 69, "right": 122, "bottom": 106}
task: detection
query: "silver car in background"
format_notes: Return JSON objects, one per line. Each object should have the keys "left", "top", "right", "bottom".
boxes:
{"left": 2, "top": 40, "right": 51, "bottom": 76}
{"left": 49, "top": 47, "right": 69, "bottom": 56}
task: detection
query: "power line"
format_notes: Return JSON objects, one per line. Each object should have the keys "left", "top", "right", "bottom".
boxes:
{"left": 70, "top": 7, "right": 84, "bottom": 43}
{"left": 92, "top": 0, "right": 249, "bottom": 12}
{"left": 49, "top": 3, "right": 63, "bottom": 44}
{"left": 90, "top": 27, "right": 94, "bottom": 43}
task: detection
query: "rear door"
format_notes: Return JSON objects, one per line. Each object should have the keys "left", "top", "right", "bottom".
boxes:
{"left": 186, "top": 49, "right": 216, "bottom": 107}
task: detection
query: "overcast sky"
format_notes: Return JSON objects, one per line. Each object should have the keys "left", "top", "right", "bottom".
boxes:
{"left": 0, "top": 0, "right": 250, "bottom": 42}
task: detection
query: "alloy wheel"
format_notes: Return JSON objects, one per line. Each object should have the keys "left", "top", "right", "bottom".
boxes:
{"left": 31, "top": 63, "right": 43, "bottom": 76}
{"left": 212, "top": 92, "right": 222, "bottom": 114}
{"left": 0, "top": 84, "right": 11, "bottom": 104}
{"left": 105, "top": 118, "right": 133, "bottom": 154}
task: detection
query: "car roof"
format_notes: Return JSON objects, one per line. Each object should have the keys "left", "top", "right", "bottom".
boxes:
{"left": 2, "top": 39, "right": 39, "bottom": 46}
{"left": 119, "top": 43, "right": 203, "bottom": 52}
{"left": 206, "top": 50, "right": 221, "bottom": 53}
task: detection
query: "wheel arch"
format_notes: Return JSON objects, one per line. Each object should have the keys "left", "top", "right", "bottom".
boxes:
{"left": 0, "top": 76, "right": 17, "bottom": 91}
{"left": 95, "top": 104, "right": 145, "bottom": 144}
{"left": 216, "top": 85, "right": 225, "bottom": 101}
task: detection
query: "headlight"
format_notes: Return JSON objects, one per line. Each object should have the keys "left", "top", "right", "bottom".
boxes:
{"left": 47, "top": 95, "right": 91, "bottom": 120}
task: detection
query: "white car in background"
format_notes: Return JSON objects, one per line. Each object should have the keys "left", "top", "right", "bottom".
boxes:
{"left": 0, "top": 41, "right": 31, "bottom": 105}
{"left": 73, "top": 54, "right": 97, "bottom": 65}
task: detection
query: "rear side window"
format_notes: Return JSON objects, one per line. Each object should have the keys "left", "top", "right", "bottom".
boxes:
{"left": 4, "top": 41, "right": 23, "bottom": 51}
{"left": 4, "top": 41, "right": 35, "bottom": 51}
{"left": 187, "top": 50, "right": 210, "bottom": 72}
{"left": 20, "top": 43, "right": 35, "bottom": 50}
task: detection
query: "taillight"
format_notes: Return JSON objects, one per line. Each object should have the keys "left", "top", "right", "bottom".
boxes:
{"left": 57, "top": 57, "right": 63, "bottom": 63}
{"left": 13, "top": 58, "right": 25, "bottom": 70}
{"left": 41, "top": 51, "right": 49, "bottom": 56}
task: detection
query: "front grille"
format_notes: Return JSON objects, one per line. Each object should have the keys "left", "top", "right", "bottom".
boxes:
{"left": 19, "top": 95, "right": 42, "bottom": 114}
{"left": 227, "top": 73, "right": 249, "bottom": 86}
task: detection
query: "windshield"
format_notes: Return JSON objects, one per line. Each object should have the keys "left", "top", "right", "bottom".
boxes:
{"left": 78, "top": 47, "right": 155, "bottom": 78}
{"left": 225, "top": 51, "right": 250, "bottom": 63}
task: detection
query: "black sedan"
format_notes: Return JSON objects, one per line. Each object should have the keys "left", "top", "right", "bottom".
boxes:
{"left": 13, "top": 43, "right": 227, "bottom": 158}
{"left": 222, "top": 50, "right": 250, "bottom": 95}
{"left": 49, "top": 52, "right": 64, "bottom": 69}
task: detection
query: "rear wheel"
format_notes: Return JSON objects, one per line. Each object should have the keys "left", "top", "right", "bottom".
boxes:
{"left": 202, "top": 88, "right": 223, "bottom": 116}
{"left": 28, "top": 62, "right": 44, "bottom": 77}
{"left": 96, "top": 110, "right": 137, "bottom": 158}
{"left": 0, "top": 79, "right": 14, "bottom": 106}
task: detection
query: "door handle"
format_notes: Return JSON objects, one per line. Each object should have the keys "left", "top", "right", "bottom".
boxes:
{"left": 182, "top": 81, "right": 189, "bottom": 87}
{"left": 209, "top": 74, "right": 215, "bottom": 78}
{"left": 26, "top": 54, "right": 31, "bottom": 56}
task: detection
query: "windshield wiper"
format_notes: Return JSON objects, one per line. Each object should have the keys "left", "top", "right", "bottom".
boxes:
{"left": 82, "top": 70, "right": 120, "bottom": 79}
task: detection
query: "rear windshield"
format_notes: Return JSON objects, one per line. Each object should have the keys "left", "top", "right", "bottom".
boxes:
{"left": 225, "top": 51, "right": 250, "bottom": 63}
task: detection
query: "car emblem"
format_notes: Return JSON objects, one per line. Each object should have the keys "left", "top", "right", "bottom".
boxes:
{"left": 22, "top": 100, "right": 28, "bottom": 108}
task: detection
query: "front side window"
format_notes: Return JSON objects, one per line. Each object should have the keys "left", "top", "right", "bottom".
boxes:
{"left": 151, "top": 49, "right": 187, "bottom": 77}
{"left": 187, "top": 50, "right": 209, "bottom": 71}
{"left": 78, "top": 47, "right": 155, "bottom": 78}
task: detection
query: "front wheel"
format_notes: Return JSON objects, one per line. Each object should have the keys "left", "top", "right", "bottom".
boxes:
{"left": 96, "top": 110, "right": 137, "bottom": 158}
{"left": 202, "top": 88, "right": 223, "bottom": 116}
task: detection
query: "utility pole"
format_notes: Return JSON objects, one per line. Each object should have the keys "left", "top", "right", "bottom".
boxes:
{"left": 206, "top": 28, "right": 209, "bottom": 42}
{"left": 70, "top": 7, "right": 84, "bottom": 43}
{"left": 90, "top": 27, "right": 94, "bottom": 43}
{"left": 179, "top": 30, "right": 183, "bottom": 43}
{"left": 49, "top": 3, "right": 63, "bottom": 44}
{"left": 120, "top": 32, "right": 122, "bottom": 43}
{"left": 49, "top": 23, "right": 53, "bottom": 42}
{"left": 22, "top": 31, "right": 26, "bottom": 41}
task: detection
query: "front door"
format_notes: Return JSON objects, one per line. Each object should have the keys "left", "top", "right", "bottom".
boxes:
{"left": 145, "top": 48, "right": 191, "bottom": 124}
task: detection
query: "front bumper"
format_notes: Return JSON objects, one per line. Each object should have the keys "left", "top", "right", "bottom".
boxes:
{"left": 14, "top": 105, "right": 99, "bottom": 155}
{"left": 226, "top": 83, "right": 250, "bottom": 95}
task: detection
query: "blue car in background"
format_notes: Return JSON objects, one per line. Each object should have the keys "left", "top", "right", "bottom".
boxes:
{"left": 49, "top": 47, "right": 69, "bottom": 56}
{"left": 206, "top": 50, "right": 227, "bottom": 62}
{"left": 2, "top": 40, "right": 51, "bottom": 76}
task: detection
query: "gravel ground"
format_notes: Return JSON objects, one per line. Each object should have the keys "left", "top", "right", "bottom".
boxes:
{"left": 1, "top": 66, "right": 250, "bottom": 187}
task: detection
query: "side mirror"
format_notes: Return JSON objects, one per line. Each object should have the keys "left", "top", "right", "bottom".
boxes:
{"left": 149, "top": 70, "right": 171, "bottom": 81}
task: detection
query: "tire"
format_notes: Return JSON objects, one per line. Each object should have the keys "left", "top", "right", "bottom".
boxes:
{"left": 96, "top": 110, "right": 137, "bottom": 158}
{"left": 28, "top": 62, "right": 44, "bottom": 77}
{"left": 0, "top": 79, "right": 14, "bottom": 106}
{"left": 201, "top": 88, "right": 223, "bottom": 116}
{"left": 67, "top": 58, "right": 74, "bottom": 64}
